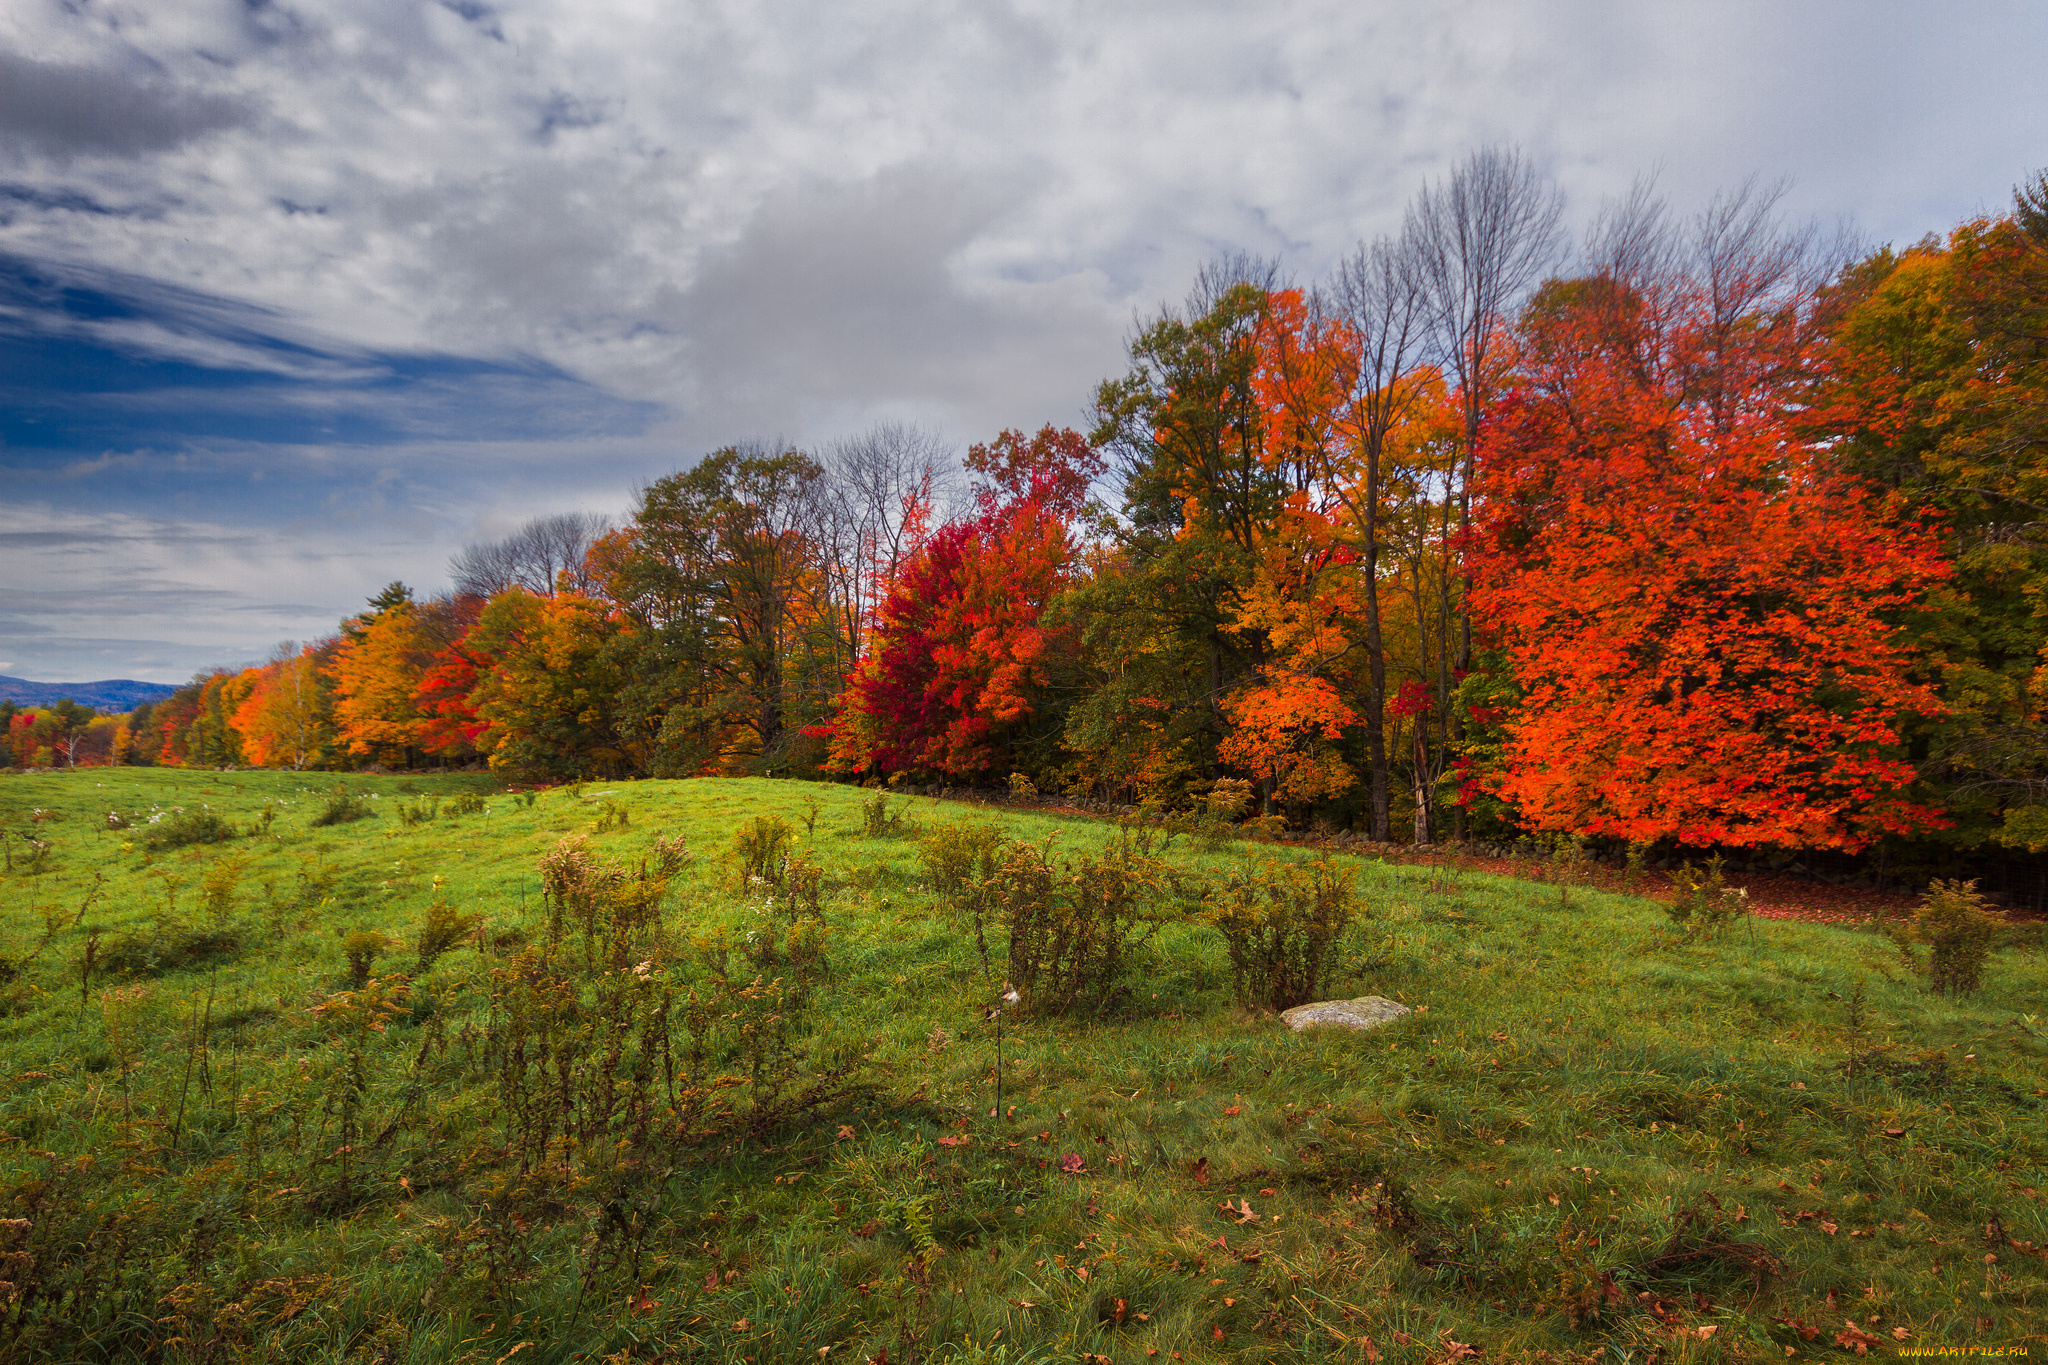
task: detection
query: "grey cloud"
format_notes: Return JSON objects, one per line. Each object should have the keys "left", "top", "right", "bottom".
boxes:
{"left": 665, "top": 164, "right": 1121, "bottom": 438}
{"left": 0, "top": 51, "right": 250, "bottom": 159}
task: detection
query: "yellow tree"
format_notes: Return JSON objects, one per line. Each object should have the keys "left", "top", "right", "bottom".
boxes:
{"left": 233, "top": 643, "right": 330, "bottom": 770}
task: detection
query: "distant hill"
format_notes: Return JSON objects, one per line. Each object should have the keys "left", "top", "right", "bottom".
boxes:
{"left": 0, "top": 676, "right": 179, "bottom": 712}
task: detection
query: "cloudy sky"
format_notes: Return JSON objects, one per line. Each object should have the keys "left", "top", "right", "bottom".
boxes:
{"left": 2, "top": 0, "right": 2044, "bottom": 684}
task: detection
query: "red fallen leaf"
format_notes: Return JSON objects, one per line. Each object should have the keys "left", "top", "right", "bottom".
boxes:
{"left": 1834, "top": 1322, "right": 1882, "bottom": 1355}
{"left": 937, "top": 1136, "right": 968, "bottom": 1148}
{"left": 1772, "top": 1316, "right": 1821, "bottom": 1342}
{"left": 1258, "top": 1187, "right": 1278, "bottom": 1197}
{"left": 1193, "top": 1158, "right": 1211, "bottom": 1185}
{"left": 1364, "top": 1339, "right": 1380, "bottom": 1364}
{"left": 1819, "top": 1219, "right": 1839, "bottom": 1236}
{"left": 1213, "top": 1328, "right": 1225, "bottom": 1341}
{"left": 628, "top": 1290, "right": 658, "bottom": 1316}
{"left": 1217, "top": 1199, "right": 1260, "bottom": 1224}
{"left": 1892, "top": 1329, "right": 1911, "bottom": 1341}
{"left": 1035, "top": 1132, "right": 1053, "bottom": 1143}
{"left": 1392, "top": 1332, "right": 1413, "bottom": 1346}
{"left": 837, "top": 1125, "right": 857, "bottom": 1139}
{"left": 1059, "top": 1153, "right": 1087, "bottom": 1175}
{"left": 1440, "top": 1337, "right": 1479, "bottom": 1361}
{"left": 1599, "top": 1271, "right": 1622, "bottom": 1305}
{"left": 1882, "top": 1128, "right": 1905, "bottom": 1139}
{"left": 703, "top": 1271, "right": 720, "bottom": 1291}
{"left": 1224, "top": 1106, "right": 1242, "bottom": 1117}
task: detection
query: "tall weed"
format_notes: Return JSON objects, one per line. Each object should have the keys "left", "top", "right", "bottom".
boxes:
{"left": 1205, "top": 855, "right": 1358, "bottom": 1011}
{"left": 1890, "top": 878, "right": 2006, "bottom": 997}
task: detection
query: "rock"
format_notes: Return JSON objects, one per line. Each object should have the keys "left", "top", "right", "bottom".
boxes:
{"left": 1279, "top": 996, "right": 1413, "bottom": 1033}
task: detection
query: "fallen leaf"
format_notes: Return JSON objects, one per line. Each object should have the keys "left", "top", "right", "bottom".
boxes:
{"left": 937, "top": 1136, "right": 968, "bottom": 1148}
{"left": 837, "top": 1125, "right": 856, "bottom": 1139}
{"left": 1060, "top": 1153, "right": 1087, "bottom": 1175}
{"left": 1224, "top": 1106, "right": 1242, "bottom": 1117}
{"left": 1820, "top": 1219, "right": 1839, "bottom": 1236}
{"left": 1834, "top": 1322, "right": 1882, "bottom": 1356}
{"left": 1192, "top": 1158, "right": 1211, "bottom": 1186}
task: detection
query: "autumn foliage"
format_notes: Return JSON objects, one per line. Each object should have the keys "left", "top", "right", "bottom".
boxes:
{"left": 1471, "top": 270, "right": 1950, "bottom": 848}
{"left": 67, "top": 167, "right": 2048, "bottom": 872}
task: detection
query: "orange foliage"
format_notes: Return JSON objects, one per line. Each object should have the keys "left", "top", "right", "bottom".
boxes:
{"left": 1472, "top": 271, "right": 1950, "bottom": 850}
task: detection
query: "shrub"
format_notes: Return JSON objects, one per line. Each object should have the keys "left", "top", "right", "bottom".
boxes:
{"left": 994, "top": 824, "right": 1172, "bottom": 1016}
{"left": 918, "top": 821, "right": 1010, "bottom": 897}
{"left": 644, "top": 832, "right": 692, "bottom": 880}
{"left": 200, "top": 857, "right": 246, "bottom": 925}
{"left": 1206, "top": 856, "right": 1358, "bottom": 1011}
{"left": 446, "top": 790, "right": 488, "bottom": 817}
{"left": 538, "top": 834, "right": 672, "bottom": 970}
{"left": 311, "top": 788, "right": 376, "bottom": 827}
{"left": 395, "top": 795, "right": 440, "bottom": 826}
{"left": 141, "top": 808, "right": 235, "bottom": 851}
{"left": 342, "top": 930, "right": 398, "bottom": 988}
{"left": 594, "top": 798, "right": 629, "bottom": 833}
{"left": 1665, "top": 855, "right": 1747, "bottom": 940}
{"left": 1891, "top": 879, "right": 2005, "bottom": 997}
{"left": 416, "top": 899, "right": 481, "bottom": 973}
{"left": 858, "top": 792, "right": 903, "bottom": 837}
{"left": 732, "top": 815, "right": 793, "bottom": 885}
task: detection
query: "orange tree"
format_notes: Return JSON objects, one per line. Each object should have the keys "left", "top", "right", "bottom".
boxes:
{"left": 1471, "top": 260, "right": 1951, "bottom": 850}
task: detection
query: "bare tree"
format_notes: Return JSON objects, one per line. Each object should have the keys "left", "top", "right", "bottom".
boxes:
{"left": 450, "top": 511, "right": 614, "bottom": 598}
{"left": 816, "top": 422, "right": 958, "bottom": 664}
{"left": 1327, "top": 228, "right": 1430, "bottom": 840}
{"left": 1409, "top": 146, "right": 1565, "bottom": 837}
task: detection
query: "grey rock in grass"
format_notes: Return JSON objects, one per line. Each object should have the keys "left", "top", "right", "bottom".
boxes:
{"left": 1280, "top": 996, "right": 1412, "bottom": 1033}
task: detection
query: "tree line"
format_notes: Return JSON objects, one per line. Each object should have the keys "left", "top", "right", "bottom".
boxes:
{"left": 39, "top": 151, "right": 2048, "bottom": 874}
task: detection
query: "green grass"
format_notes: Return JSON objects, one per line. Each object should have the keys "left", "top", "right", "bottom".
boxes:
{"left": 0, "top": 768, "right": 2042, "bottom": 1363}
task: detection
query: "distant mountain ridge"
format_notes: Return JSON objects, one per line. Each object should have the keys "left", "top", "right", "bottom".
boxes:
{"left": 0, "top": 676, "right": 179, "bottom": 712}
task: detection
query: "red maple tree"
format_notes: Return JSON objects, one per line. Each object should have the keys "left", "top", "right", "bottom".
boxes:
{"left": 1470, "top": 263, "right": 1950, "bottom": 850}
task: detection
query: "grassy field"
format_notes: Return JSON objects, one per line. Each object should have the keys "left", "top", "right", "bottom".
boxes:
{"left": 0, "top": 768, "right": 2041, "bottom": 1364}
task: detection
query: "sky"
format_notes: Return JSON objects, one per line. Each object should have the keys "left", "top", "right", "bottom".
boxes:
{"left": 2, "top": 0, "right": 2045, "bottom": 685}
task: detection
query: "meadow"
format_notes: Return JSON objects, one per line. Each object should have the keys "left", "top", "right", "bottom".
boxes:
{"left": 0, "top": 768, "right": 2041, "bottom": 1363}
